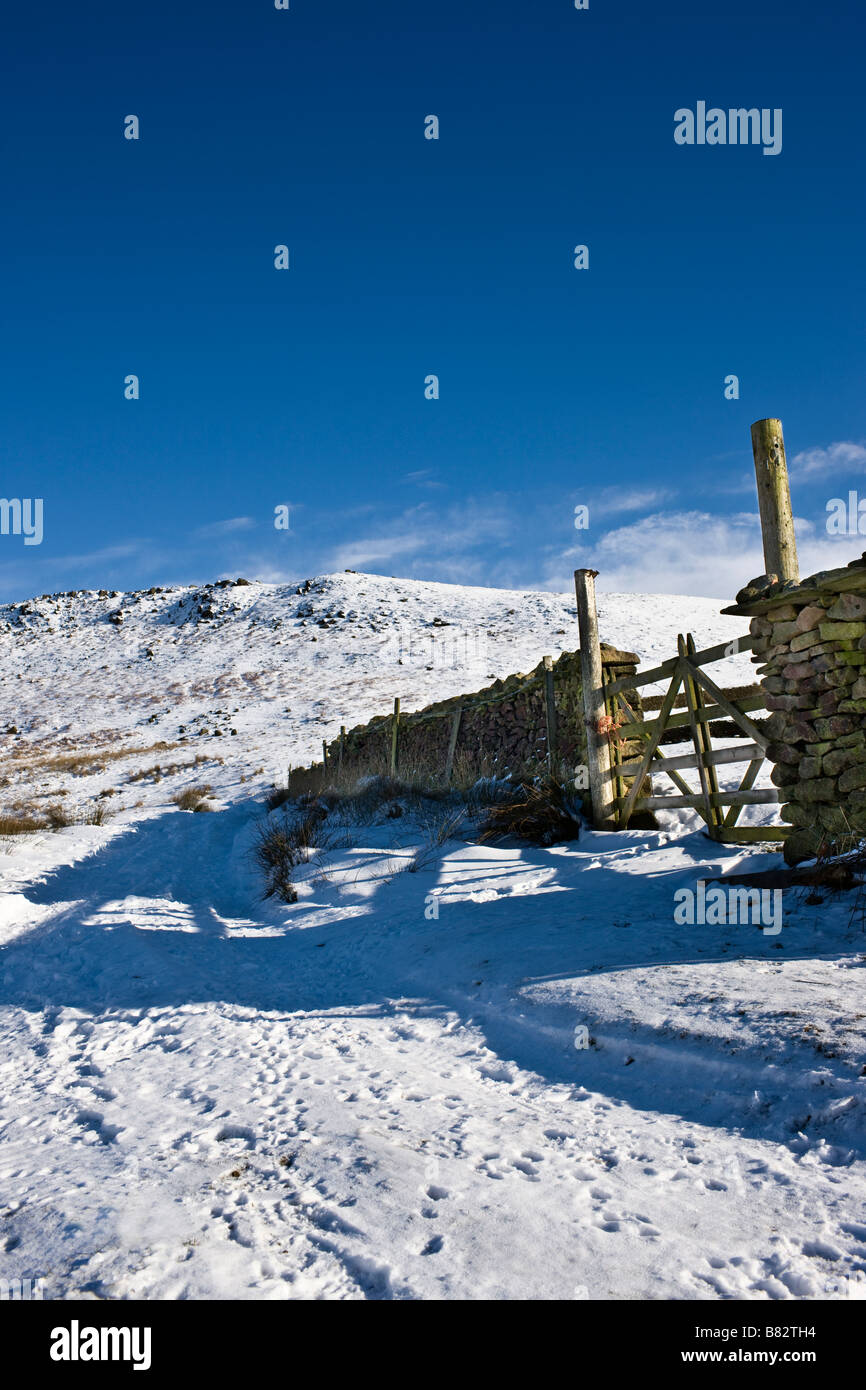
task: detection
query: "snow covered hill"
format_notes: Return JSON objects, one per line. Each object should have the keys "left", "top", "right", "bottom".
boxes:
{"left": 0, "top": 569, "right": 752, "bottom": 820}
{"left": 1, "top": 572, "right": 864, "bottom": 1302}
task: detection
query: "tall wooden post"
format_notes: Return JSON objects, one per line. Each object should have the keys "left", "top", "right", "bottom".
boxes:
{"left": 444, "top": 705, "right": 462, "bottom": 784}
{"left": 574, "top": 570, "right": 617, "bottom": 829}
{"left": 542, "top": 656, "right": 558, "bottom": 775}
{"left": 390, "top": 698, "right": 400, "bottom": 777}
{"left": 339, "top": 725, "right": 346, "bottom": 773}
{"left": 750, "top": 418, "right": 799, "bottom": 583}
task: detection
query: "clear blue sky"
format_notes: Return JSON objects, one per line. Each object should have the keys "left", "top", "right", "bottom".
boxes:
{"left": 2, "top": 0, "right": 865, "bottom": 601}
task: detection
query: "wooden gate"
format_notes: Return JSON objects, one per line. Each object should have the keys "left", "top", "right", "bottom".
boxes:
{"left": 575, "top": 570, "right": 788, "bottom": 845}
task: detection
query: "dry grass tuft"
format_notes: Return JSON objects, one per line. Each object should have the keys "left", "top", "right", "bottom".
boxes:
{"left": 172, "top": 785, "right": 213, "bottom": 812}
{"left": 11, "top": 741, "right": 182, "bottom": 777}
{"left": 0, "top": 814, "right": 45, "bottom": 835}
{"left": 128, "top": 754, "right": 221, "bottom": 785}
{"left": 478, "top": 778, "right": 581, "bottom": 847}
{"left": 0, "top": 802, "right": 110, "bottom": 833}
{"left": 253, "top": 802, "right": 330, "bottom": 903}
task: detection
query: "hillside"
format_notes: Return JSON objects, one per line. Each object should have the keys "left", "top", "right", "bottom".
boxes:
{"left": 0, "top": 570, "right": 752, "bottom": 820}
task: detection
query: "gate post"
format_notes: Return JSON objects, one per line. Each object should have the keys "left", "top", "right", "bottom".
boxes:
{"left": 574, "top": 569, "right": 617, "bottom": 829}
{"left": 750, "top": 418, "right": 799, "bottom": 583}
{"left": 390, "top": 698, "right": 400, "bottom": 777}
{"left": 542, "top": 656, "right": 558, "bottom": 774}
{"left": 444, "top": 705, "right": 461, "bottom": 784}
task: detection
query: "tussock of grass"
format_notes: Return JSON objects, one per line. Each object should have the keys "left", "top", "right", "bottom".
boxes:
{"left": 11, "top": 741, "right": 182, "bottom": 777}
{"left": 129, "top": 754, "right": 221, "bottom": 784}
{"left": 312, "top": 776, "right": 454, "bottom": 827}
{"left": 0, "top": 815, "right": 45, "bottom": 835}
{"left": 254, "top": 802, "right": 330, "bottom": 903}
{"left": 478, "top": 778, "right": 581, "bottom": 847}
{"left": 266, "top": 787, "right": 293, "bottom": 812}
{"left": 172, "top": 785, "right": 213, "bottom": 812}
{"left": 270, "top": 773, "right": 521, "bottom": 834}
{"left": 402, "top": 806, "right": 467, "bottom": 873}
{"left": 792, "top": 828, "right": 866, "bottom": 924}
{"left": 461, "top": 776, "right": 523, "bottom": 818}
{"left": 0, "top": 802, "right": 110, "bottom": 834}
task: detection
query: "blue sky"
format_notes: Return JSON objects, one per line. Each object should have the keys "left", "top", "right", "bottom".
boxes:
{"left": 2, "top": 0, "right": 865, "bottom": 601}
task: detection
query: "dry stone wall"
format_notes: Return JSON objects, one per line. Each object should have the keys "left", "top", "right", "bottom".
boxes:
{"left": 312, "top": 642, "right": 643, "bottom": 807}
{"left": 727, "top": 554, "right": 866, "bottom": 864}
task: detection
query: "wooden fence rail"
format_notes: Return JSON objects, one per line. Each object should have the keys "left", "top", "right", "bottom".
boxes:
{"left": 575, "top": 568, "right": 787, "bottom": 846}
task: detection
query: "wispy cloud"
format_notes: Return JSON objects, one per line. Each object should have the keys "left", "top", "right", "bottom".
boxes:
{"left": 46, "top": 542, "right": 150, "bottom": 571}
{"left": 701, "top": 470, "right": 758, "bottom": 497}
{"left": 0, "top": 540, "right": 159, "bottom": 602}
{"left": 541, "top": 508, "right": 857, "bottom": 600}
{"left": 0, "top": 540, "right": 151, "bottom": 582}
{"left": 589, "top": 486, "right": 676, "bottom": 518}
{"left": 789, "top": 440, "right": 866, "bottom": 480}
{"left": 194, "top": 516, "right": 257, "bottom": 539}
{"left": 333, "top": 532, "right": 424, "bottom": 569}
{"left": 329, "top": 499, "right": 514, "bottom": 574}
{"left": 402, "top": 469, "right": 445, "bottom": 490}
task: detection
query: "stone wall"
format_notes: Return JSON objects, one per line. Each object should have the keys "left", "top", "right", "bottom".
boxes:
{"left": 307, "top": 642, "right": 643, "bottom": 808}
{"left": 726, "top": 554, "right": 866, "bottom": 863}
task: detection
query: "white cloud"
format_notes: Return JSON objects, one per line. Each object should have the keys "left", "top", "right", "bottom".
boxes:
{"left": 403, "top": 470, "right": 445, "bottom": 489}
{"left": 194, "top": 516, "right": 257, "bottom": 539}
{"left": 592, "top": 511, "right": 764, "bottom": 598}
{"left": 329, "top": 500, "right": 514, "bottom": 574}
{"left": 541, "top": 508, "right": 863, "bottom": 600}
{"left": 589, "top": 486, "right": 675, "bottom": 518}
{"left": 789, "top": 440, "right": 866, "bottom": 480}
{"left": 333, "top": 531, "right": 425, "bottom": 569}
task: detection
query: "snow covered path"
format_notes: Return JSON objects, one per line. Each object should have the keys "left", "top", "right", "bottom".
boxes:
{"left": 2, "top": 803, "right": 865, "bottom": 1301}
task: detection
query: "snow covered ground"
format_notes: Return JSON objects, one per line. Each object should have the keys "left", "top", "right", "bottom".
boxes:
{"left": 1, "top": 572, "right": 864, "bottom": 1300}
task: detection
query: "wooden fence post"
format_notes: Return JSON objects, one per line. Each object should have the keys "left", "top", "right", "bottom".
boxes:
{"left": 605, "top": 670, "right": 625, "bottom": 814}
{"left": 444, "top": 705, "right": 462, "bottom": 784}
{"left": 339, "top": 725, "right": 346, "bottom": 773}
{"left": 680, "top": 633, "right": 723, "bottom": 838}
{"left": 542, "top": 656, "right": 558, "bottom": 774}
{"left": 322, "top": 740, "right": 328, "bottom": 771}
{"left": 390, "top": 698, "right": 400, "bottom": 777}
{"left": 750, "top": 418, "right": 799, "bottom": 583}
{"left": 574, "top": 569, "right": 617, "bottom": 829}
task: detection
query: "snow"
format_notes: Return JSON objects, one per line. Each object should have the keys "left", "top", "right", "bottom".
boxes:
{"left": 0, "top": 571, "right": 864, "bottom": 1300}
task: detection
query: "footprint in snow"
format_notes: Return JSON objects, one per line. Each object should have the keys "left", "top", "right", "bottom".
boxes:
{"left": 215, "top": 1123, "right": 256, "bottom": 1147}
{"left": 74, "top": 1110, "right": 122, "bottom": 1144}
{"left": 512, "top": 1158, "right": 540, "bottom": 1180}
{"left": 802, "top": 1238, "right": 844, "bottom": 1261}
{"left": 478, "top": 1062, "right": 514, "bottom": 1084}
{"left": 634, "top": 1215, "right": 661, "bottom": 1238}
